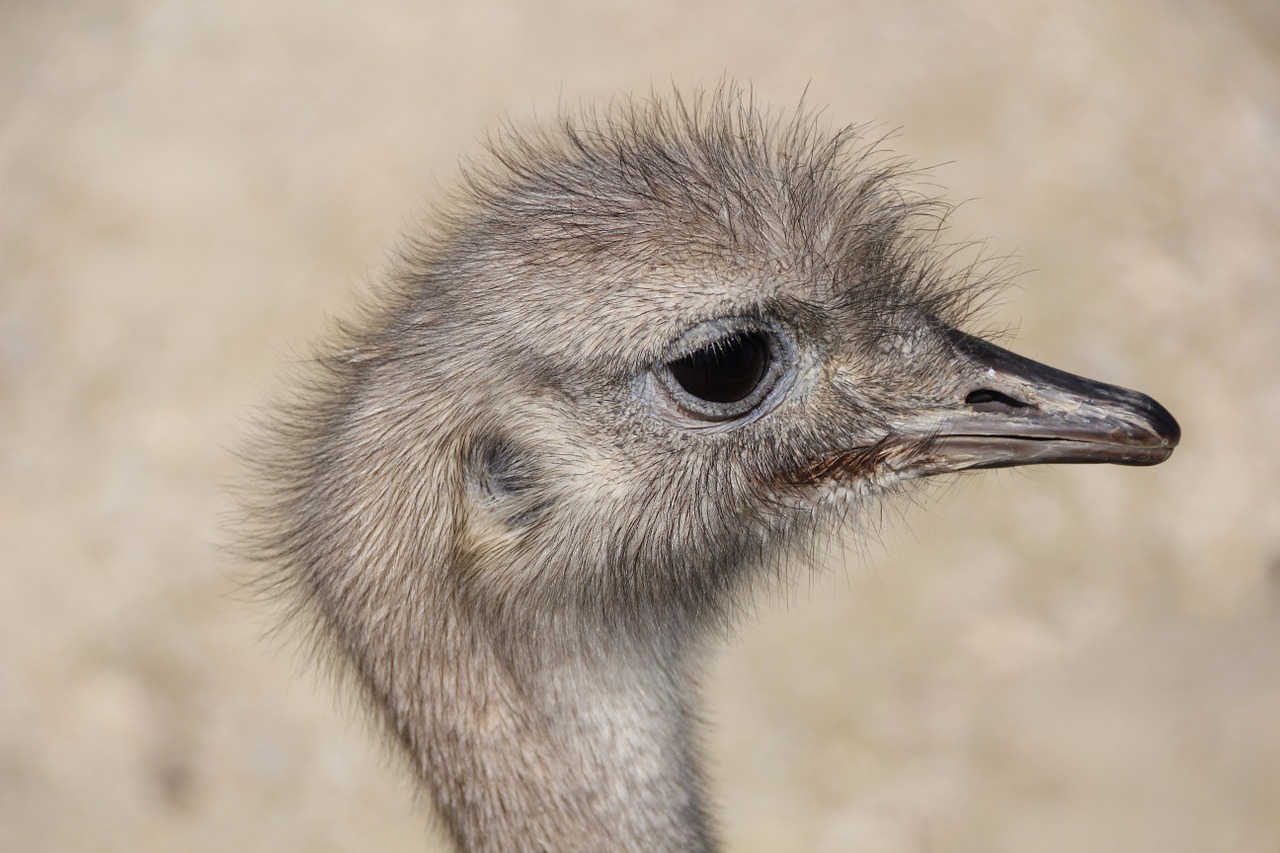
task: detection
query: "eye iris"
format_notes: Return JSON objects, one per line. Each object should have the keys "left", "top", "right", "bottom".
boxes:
{"left": 669, "top": 331, "right": 770, "bottom": 404}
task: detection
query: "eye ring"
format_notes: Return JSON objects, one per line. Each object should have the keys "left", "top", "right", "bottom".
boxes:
{"left": 653, "top": 318, "right": 792, "bottom": 424}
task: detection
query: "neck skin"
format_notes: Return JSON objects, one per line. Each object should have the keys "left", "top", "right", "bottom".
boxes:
{"left": 371, "top": 598, "right": 717, "bottom": 853}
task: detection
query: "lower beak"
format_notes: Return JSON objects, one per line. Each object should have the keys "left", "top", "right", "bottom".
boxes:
{"left": 896, "top": 331, "right": 1181, "bottom": 474}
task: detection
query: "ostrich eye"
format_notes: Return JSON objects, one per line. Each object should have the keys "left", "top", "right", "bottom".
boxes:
{"left": 669, "top": 331, "right": 771, "bottom": 404}
{"left": 655, "top": 322, "right": 790, "bottom": 424}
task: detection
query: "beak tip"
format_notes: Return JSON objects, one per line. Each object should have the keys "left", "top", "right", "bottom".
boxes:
{"left": 1152, "top": 402, "right": 1181, "bottom": 449}
{"left": 1132, "top": 391, "right": 1181, "bottom": 453}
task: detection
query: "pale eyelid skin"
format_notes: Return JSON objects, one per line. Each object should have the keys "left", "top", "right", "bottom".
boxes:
{"left": 639, "top": 317, "right": 800, "bottom": 433}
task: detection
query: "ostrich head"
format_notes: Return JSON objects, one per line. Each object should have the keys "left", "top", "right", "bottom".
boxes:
{"left": 246, "top": 91, "right": 1179, "bottom": 852}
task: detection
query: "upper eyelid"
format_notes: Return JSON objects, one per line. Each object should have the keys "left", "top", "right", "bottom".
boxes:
{"left": 661, "top": 316, "right": 775, "bottom": 362}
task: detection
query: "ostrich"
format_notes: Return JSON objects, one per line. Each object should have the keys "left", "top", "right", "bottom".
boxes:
{"left": 244, "top": 91, "right": 1179, "bottom": 852}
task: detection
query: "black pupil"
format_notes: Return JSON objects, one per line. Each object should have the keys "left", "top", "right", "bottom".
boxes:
{"left": 668, "top": 331, "right": 770, "bottom": 404}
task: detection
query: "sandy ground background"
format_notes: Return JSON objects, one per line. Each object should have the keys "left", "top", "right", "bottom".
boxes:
{"left": 3, "top": 1, "right": 1279, "bottom": 851}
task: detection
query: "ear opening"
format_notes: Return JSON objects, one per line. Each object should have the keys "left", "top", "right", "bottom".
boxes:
{"left": 465, "top": 434, "right": 550, "bottom": 527}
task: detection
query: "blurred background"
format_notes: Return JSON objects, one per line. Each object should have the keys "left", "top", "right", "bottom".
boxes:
{"left": 2, "top": 1, "right": 1278, "bottom": 851}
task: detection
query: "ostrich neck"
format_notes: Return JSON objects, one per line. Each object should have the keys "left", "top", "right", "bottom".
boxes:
{"left": 388, "top": 597, "right": 717, "bottom": 853}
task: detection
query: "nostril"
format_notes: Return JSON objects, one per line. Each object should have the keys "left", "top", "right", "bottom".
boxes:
{"left": 965, "top": 389, "right": 1029, "bottom": 413}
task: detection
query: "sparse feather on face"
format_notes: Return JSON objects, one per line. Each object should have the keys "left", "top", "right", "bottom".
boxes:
{"left": 247, "top": 89, "right": 1006, "bottom": 635}
{"left": 239, "top": 85, "right": 1177, "bottom": 853}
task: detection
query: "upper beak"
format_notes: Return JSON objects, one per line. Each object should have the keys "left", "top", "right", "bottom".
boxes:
{"left": 895, "top": 330, "right": 1181, "bottom": 474}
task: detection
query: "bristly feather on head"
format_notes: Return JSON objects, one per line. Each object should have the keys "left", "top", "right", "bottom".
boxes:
{"left": 235, "top": 83, "right": 1012, "bottom": 672}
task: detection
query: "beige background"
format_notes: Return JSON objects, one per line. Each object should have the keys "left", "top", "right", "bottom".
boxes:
{"left": 3, "top": 1, "right": 1278, "bottom": 851}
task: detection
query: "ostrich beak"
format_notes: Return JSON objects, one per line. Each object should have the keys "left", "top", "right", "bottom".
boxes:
{"left": 895, "top": 330, "right": 1181, "bottom": 473}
